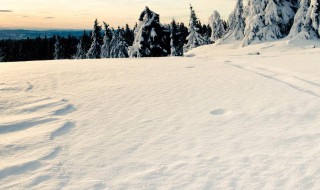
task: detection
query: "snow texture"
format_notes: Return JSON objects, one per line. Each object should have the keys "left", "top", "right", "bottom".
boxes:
{"left": 2, "top": 39, "right": 320, "bottom": 189}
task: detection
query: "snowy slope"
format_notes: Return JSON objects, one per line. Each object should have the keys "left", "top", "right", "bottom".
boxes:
{"left": 1, "top": 40, "right": 320, "bottom": 189}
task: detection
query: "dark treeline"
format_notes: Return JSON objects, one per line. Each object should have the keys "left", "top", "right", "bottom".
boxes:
{"left": 0, "top": 6, "right": 214, "bottom": 62}
{"left": 0, "top": 35, "right": 79, "bottom": 62}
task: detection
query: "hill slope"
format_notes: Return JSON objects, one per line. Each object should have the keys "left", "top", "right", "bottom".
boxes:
{"left": 1, "top": 40, "right": 320, "bottom": 189}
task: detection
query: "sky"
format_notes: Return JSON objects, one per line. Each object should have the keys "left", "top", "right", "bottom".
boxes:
{"left": 0, "top": 0, "right": 238, "bottom": 30}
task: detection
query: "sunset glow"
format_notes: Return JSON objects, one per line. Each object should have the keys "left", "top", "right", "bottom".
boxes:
{"left": 0, "top": 0, "right": 236, "bottom": 29}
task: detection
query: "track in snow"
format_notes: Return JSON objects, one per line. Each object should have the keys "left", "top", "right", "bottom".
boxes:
{"left": 224, "top": 60, "right": 320, "bottom": 98}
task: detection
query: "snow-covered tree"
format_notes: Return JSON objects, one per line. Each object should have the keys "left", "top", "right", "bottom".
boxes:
{"left": 74, "top": 39, "right": 86, "bottom": 59}
{"left": 101, "top": 22, "right": 113, "bottom": 58}
{"left": 264, "top": 0, "right": 283, "bottom": 39}
{"left": 277, "top": 0, "right": 298, "bottom": 34}
{"left": 242, "top": 0, "right": 297, "bottom": 46}
{"left": 224, "top": 0, "right": 245, "bottom": 40}
{"left": 307, "top": 0, "right": 320, "bottom": 36}
{"left": 53, "top": 36, "right": 62, "bottom": 60}
{"left": 74, "top": 31, "right": 90, "bottom": 59}
{"left": 128, "top": 6, "right": 167, "bottom": 57}
{"left": 124, "top": 24, "right": 134, "bottom": 46}
{"left": 86, "top": 19, "right": 103, "bottom": 59}
{"left": 109, "top": 28, "right": 129, "bottom": 58}
{"left": 183, "top": 4, "right": 206, "bottom": 53}
{"left": 290, "top": 0, "right": 320, "bottom": 39}
{"left": 170, "top": 19, "right": 181, "bottom": 56}
{"left": 209, "top": 10, "right": 226, "bottom": 42}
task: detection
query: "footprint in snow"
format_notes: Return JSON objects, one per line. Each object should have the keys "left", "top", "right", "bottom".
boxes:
{"left": 210, "top": 109, "right": 226, "bottom": 116}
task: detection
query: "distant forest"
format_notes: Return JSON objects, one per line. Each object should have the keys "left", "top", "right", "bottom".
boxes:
{"left": 1, "top": 0, "right": 320, "bottom": 62}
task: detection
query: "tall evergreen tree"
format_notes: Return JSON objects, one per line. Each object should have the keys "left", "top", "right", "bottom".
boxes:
{"left": 124, "top": 24, "right": 135, "bottom": 46}
{"left": 170, "top": 19, "right": 181, "bottom": 56}
{"left": 86, "top": 19, "right": 103, "bottom": 59}
{"left": 74, "top": 31, "right": 90, "bottom": 59}
{"left": 183, "top": 4, "right": 206, "bottom": 53}
{"left": 290, "top": 0, "right": 320, "bottom": 39}
{"left": 128, "top": 6, "right": 167, "bottom": 57}
{"left": 209, "top": 10, "right": 226, "bottom": 43}
{"left": 224, "top": 0, "right": 245, "bottom": 40}
{"left": 53, "top": 36, "right": 62, "bottom": 60}
{"left": 242, "top": 0, "right": 297, "bottom": 46}
{"left": 75, "top": 39, "right": 85, "bottom": 59}
{"left": 109, "top": 28, "right": 129, "bottom": 58}
{"left": 178, "top": 23, "right": 189, "bottom": 49}
{"left": 101, "top": 22, "right": 113, "bottom": 58}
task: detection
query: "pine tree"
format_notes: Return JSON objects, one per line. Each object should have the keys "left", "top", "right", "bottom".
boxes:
{"left": 308, "top": 0, "right": 320, "bottom": 36}
{"left": 242, "top": 0, "right": 296, "bottom": 46}
{"left": 75, "top": 39, "right": 86, "bottom": 59}
{"left": 263, "top": 0, "right": 283, "bottom": 39}
{"left": 128, "top": 6, "right": 167, "bottom": 57}
{"left": 293, "top": 0, "right": 320, "bottom": 39}
{"left": 101, "top": 22, "right": 113, "bottom": 58}
{"left": 109, "top": 28, "right": 129, "bottom": 58}
{"left": 277, "top": 0, "right": 298, "bottom": 34}
{"left": 124, "top": 24, "right": 134, "bottom": 46}
{"left": 86, "top": 19, "right": 103, "bottom": 59}
{"left": 53, "top": 36, "right": 62, "bottom": 60}
{"left": 224, "top": 0, "right": 245, "bottom": 40}
{"left": 74, "top": 31, "right": 90, "bottom": 59}
{"left": 209, "top": 10, "right": 226, "bottom": 43}
{"left": 170, "top": 19, "right": 181, "bottom": 56}
{"left": 183, "top": 4, "right": 206, "bottom": 53}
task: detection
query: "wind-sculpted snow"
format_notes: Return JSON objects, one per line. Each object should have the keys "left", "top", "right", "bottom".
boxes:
{"left": 1, "top": 39, "right": 320, "bottom": 189}
{"left": 0, "top": 82, "right": 76, "bottom": 189}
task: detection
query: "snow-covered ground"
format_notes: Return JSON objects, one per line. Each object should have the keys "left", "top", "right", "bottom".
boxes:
{"left": 1, "top": 40, "right": 320, "bottom": 189}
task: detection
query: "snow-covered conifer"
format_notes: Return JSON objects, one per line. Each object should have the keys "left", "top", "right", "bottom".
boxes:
{"left": 224, "top": 0, "right": 245, "bottom": 40}
{"left": 109, "top": 28, "right": 129, "bottom": 58}
{"left": 86, "top": 19, "right": 103, "bottom": 59}
{"left": 101, "top": 22, "right": 113, "bottom": 58}
{"left": 53, "top": 36, "right": 62, "bottom": 60}
{"left": 308, "top": 0, "right": 320, "bottom": 36}
{"left": 124, "top": 24, "right": 134, "bottom": 46}
{"left": 128, "top": 7, "right": 167, "bottom": 57}
{"left": 74, "top": 39, "right": 86, "bottom": 59}
{"left": 75, "top": 31, "right": 90, "bottom": 59}
{"left": 170, "top": 19, "right": 181, "bottom": 56}
{"left": 116, "top": 29, "right": 129, "bottom": 58}
{"left": 209, "top": 10, "right": 226, "bottom": 42}
{"left": 292, "top": 0, "right": 320, "bottom": 39}
{"left": 183, "top": 4, "right": 206, "bottom": 53}
{"left": 242, "top": 0, "right": 296, "bottom": 46}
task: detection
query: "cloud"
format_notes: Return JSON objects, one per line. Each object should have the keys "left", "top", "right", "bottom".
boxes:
{"left": 45, "top": 17, "right": 55, "bottom": 19}
{"left": 0, "top": 10, "right": 12, "bottom": 12}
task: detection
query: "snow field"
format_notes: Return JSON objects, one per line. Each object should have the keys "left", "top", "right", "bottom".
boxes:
{"left": 1, "top": 40, "right": 320, "bottom": 189}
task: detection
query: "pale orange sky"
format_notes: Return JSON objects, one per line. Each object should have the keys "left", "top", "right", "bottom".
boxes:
{"left": 0, "top": 0, "right": 238, "bottom": 30}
